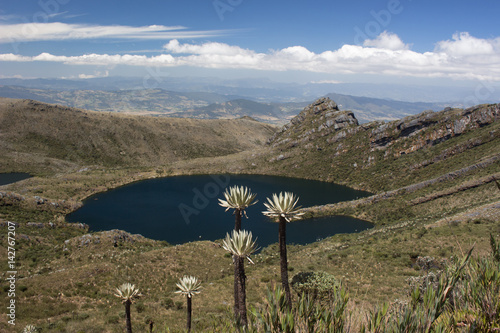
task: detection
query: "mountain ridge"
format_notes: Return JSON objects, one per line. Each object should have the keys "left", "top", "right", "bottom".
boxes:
{"left": 2, "top": 76, "right": 499, "bottom": 103}
{"left": 265, "top": 97, "right": 499, "bottom": 192}
{"left": 0, "top": 85, "right": 447, "bottom": 124}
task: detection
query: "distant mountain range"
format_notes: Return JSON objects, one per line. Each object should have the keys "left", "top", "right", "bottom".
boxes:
{"left": 0, "top": 84, "right": 448, "bottom": 124}
{"left": 323, "top": 93, "right": 443, "bottom": 122}
{"left": 0, "top": 85, "right": 240, "bottom": 114}
{"left": 2, "top": 76, "right": 498, "bottom": 105}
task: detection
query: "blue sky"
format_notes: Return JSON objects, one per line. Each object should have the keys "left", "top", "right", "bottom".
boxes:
{"left": 0, "top": 0, "right": 499, "bottom": 89}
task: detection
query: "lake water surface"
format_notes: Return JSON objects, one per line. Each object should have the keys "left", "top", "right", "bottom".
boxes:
{"left": 67, "top": 174, "right": 372, "bottom": 247}
{"left": 0, "top": 173, "right": 31, "bottom": 186}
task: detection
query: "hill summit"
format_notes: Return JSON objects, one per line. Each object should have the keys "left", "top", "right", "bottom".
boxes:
{"left": 269, "top": 97, "right": 358, "bottom": 146}
{"left": 0, "top": 98, "right": 277, "bottom": 173}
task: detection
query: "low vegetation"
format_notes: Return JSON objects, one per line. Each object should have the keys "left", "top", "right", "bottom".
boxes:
{"left": 2, "top": 212, "right": 497, "bottom": 331}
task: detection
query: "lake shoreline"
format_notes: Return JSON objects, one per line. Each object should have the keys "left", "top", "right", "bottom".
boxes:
{"left": 0, "top": 153, "right": 377, "bottom": 228}
{"left": 67, "top": 174, "right": 373, "bottom": 247}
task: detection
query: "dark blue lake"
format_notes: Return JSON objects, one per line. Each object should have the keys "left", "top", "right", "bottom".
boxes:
{"left": 0, "top": 173, "right": 31, "bottom": 186}
{"left": 67, "top": 174, "right": 372, "bottom": 247}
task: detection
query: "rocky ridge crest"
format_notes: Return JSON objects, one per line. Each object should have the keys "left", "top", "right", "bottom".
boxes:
{"left": 269, "top": 98, "right": 499, "bottom": 160}
{"left": 269, "top": 97, "right": 359, "bottom": 148}
{"left": 369, "top": 104, "right": 500, "bottom": 155}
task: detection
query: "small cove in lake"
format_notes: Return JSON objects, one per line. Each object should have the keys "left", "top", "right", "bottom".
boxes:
{"left": 67, "top": 174, "right": 373, "bottom": 248}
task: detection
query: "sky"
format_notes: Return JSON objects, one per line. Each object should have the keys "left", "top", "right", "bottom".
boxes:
{"left": 0, "top": 0, "right": 499, "bottom": 94}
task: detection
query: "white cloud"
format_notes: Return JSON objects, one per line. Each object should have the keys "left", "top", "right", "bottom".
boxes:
{"left": 0, "top": 52, "right": 176, "bottom": 66}
{"left": 435, "top": 32, "right": 499, "bottom": 56}
{"left": 0, "top": 53, "right": 31, "bottom": 61}
{"left": 0, "top": 74, "right": 26, "bottom": 79}
{"left": 0, "top": 22, "right": 229, "bottom": 43}
{"left": 1, "top": 32, "right": 500, "bottom": 82}
{"left": 363, "top": 31, "right": 410, "bottom": 51}
{"left": 164, "top": 39, "right": 254, "bottom": 56}
{"left": 273, "top": 46, "right": 316, "bottom": 61}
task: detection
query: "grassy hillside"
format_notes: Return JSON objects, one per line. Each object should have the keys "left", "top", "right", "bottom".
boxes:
{"left": 0, "top": 98, "right": 276, "bottom": 174}
{"left": 264, "top": 100, "right": 499, "bottom": 192}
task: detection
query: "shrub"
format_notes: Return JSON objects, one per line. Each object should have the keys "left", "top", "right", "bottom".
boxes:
{"left": 135, "top": 302, "right": 145, "bottom": 313}
{"left": 162, "top": 297, "right": 174, "bottom": 310}
{"left": 291, "top": 271, "right": 339, "bottom": 299}
{"left": 447, "top": 235, "right": 500, "bottom": 331}
{"left": 250, "top": 285, "right": 349, "bottom": 333}
{"left": 361, "top": 242, "right": 500, "bottom": 332}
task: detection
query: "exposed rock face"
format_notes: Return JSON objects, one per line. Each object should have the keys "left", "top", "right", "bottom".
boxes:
{"left": 269, "top": 97, "right": 359, "bottom": 147}
{"left": 268, "top": 100, "right": 499, "bottom": 171}
{"left": 369, "top": 104, "right": 500, "bottom": 155}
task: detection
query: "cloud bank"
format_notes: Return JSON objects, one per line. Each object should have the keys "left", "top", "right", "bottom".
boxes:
{"left": 0, "top": 22, "right": 229, "bottom": 43}
{"left": 1, "top": 29, "right": 499, "bottom": 81}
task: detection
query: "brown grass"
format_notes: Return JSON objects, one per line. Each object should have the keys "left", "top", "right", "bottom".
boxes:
{"left": 0, "top": 98, "right": 276, "bottom": 174}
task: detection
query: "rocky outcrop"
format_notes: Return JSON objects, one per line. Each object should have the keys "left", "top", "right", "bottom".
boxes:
{"left": 269, "top": 97, "right": 359, "bottom": 148}
{"left": 0, "top": 190, "right": 81, "bottom": 212}
{"left": 65, "top": 229, "right": 152, "bottom": 248}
